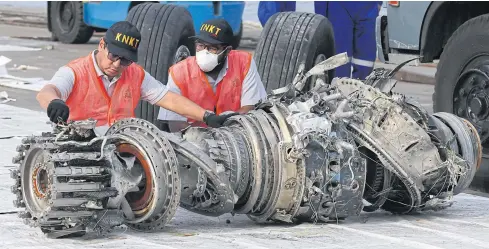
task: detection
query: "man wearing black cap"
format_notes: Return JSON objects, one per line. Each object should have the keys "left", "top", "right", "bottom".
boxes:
{"left": 36, "top": 21, "right": 235, "bottom": 134}
{"left": 157, "top": 18, "right": 267, "bottom": 132}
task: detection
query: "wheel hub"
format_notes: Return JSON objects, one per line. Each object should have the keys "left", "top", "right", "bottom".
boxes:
{"left": 454, "top": 66, "right": 489, "bottom": 143}
{"left": 470, "top": 95, "right": 486, "bottom": 116}
{"left": 59, "top": 2, "right": 75, "bottom": 32}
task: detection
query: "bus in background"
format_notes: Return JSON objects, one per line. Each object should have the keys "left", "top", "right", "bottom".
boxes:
{"left": 47, "top": 1, "right": 245, "bottom": 48}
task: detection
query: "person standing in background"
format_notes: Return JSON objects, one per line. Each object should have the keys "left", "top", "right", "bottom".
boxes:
{"left": 257, "top": 1, "right": 296, "bottom": 27}
{"left": 315, "top": 1, "right": 382, "bottom": 80}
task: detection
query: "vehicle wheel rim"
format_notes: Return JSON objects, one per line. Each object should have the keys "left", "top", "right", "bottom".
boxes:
{"left": 59, "top": 2, "right": 75, "bottom": 32}
{"left": 454, "top": 59, "right": 489, "bottom": 144}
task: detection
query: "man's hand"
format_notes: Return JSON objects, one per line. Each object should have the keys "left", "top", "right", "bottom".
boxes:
{"left": 203, "top": 111, "right": 238, "bottom": 128}
{"left": 47, "top": 99, "right": 70, "bottom": 123}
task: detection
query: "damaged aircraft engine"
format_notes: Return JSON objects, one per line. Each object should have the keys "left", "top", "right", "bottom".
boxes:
{"left": 10, "top": 53, "right": 482, "bottom": 238}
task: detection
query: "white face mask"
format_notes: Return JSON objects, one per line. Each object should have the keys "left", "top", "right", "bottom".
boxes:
{"left": 196, "top": 49, "right": 220, "bottom": 72}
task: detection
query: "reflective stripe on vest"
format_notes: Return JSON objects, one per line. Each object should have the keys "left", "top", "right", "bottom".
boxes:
{"left": 65, "top": 52, "right": 145, "bottom": 127}
{"left": 169, "top": 50, "right": 252, "bottom": 124}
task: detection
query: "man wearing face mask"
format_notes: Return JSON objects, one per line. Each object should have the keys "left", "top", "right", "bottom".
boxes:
{"left": 36, "top": 21, "right": 236, "bottom": 135}
{"left": 157, "top": 18, "right": 267, "bottom": 132}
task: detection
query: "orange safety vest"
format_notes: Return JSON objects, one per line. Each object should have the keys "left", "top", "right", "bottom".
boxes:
{"left": 65, "top": 52, "right": 145, "bottom": 127}
{"left": 169, "top": 50, "right": 252, "bottom": 124}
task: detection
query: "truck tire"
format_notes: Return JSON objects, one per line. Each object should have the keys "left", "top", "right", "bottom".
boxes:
{"left": 254, "top": 12, "right": 335, "bottom": 93}
{"left": 231, "top": 22, "right": 243, "bottom": 49}
{"left": 49, "top": 1, "right": 93, "bottom": 44}
{"left": 126, "top": 3, "right": 195, "bottom": 131}
{"left": 433, "top": 14, "right": 489, "bottom": 192}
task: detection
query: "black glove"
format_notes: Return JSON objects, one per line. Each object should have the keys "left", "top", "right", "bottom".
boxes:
{"left": 203, "top": 111, "right": 238, "bottom": 128}
{"left": 47, "top": 99, "right": 70, "bottom": 123}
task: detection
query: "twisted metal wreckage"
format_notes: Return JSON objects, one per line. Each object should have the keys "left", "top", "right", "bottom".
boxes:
{"left": 10, "top": 53, "right": 482, "bottom": 239}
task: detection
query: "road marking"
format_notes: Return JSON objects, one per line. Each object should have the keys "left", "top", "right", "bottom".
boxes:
{"left": 396, "top": 222, "right": 489, "bottom": 248}
{"left": 432, "top": 216, "right": 489, "bottom": 228}
{"left": 328, "top": 224, "right": 445, "bottom": 249}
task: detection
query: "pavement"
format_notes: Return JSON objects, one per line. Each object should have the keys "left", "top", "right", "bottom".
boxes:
{"left": 374, "top": 61, "right": 436, "bottom": 85}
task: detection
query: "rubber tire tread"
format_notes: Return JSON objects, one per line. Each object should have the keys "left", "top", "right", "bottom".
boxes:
{"left": 231, "top": 22, "right": 243, "bottom": 49}
{"left": 433, "top": 14, "right": 489, "bottom": 116}
{"left": 254, "top": 12, "right": 335, "bottom": 93}
{"left": 432, "top": 14, "right": 489, "bottom": 193}
{"left": 126, "top": 3, "right": 195, "bottom": 130}
{"left": 50, "top": 1, "right": 94, "bottom": 44}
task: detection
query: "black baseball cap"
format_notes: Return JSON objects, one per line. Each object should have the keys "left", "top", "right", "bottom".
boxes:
{"left": 104, "top": 21, "right": 141, "bottom": 62}
{"left": 190, "top": 18, "right": 234, "bottom": 45}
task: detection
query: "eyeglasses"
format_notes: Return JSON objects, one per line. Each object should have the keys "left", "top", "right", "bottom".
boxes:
{"left": 107, "top": 52, "right": 133, "bottom": 66}
{"left": 195, "top": 41, "right": 222, "bottom": 54}
{"left": 102, "top": 39, "right": 133, "bottom": 66}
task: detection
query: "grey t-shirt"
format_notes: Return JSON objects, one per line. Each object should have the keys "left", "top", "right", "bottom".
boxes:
{"left": 49, "top": 50, "right": 169, "bottom": 105}
{"left": 157, "top": 57, "right": 267, "bottom": 121}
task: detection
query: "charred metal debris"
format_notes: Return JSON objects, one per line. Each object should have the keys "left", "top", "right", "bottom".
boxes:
{"left": 10, "top": 53, "right": 482, "bottom": 238}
